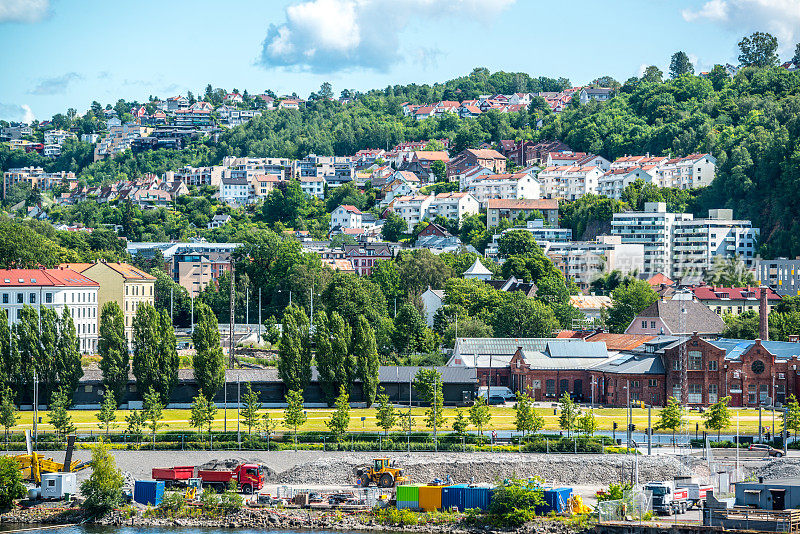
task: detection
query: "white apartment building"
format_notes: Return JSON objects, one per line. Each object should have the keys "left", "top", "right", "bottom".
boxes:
{"left": 467, "top": 172, "right": 541, "bottom": 207}
{"left": 486, "top": 220, "right": 573, "bottom": 259}
{"left": 43, "top": 129, "right": 76, "bottom": 146}
{"left": 456, "top": 165, "right": 493, "bottom": 191}
{"left": 170, "top": 165, "right": 227, "bottom": 188}
{"left": 538, "top": 165, "right": 604, "bottom": 199}
{"left": 425, "top": 192, "right": 479, "bottom": 221}
{"left": 672, "top": 208, "right": 758, "bottom": 278}
{"left": 0, "top": 268, "right": 99, "bottom": 354}
{"left": 546, "top": 152, "right": 611, "bottom": 171}
{"left": 598, "top": 167, "right": 656, "bottom": 199}
{"left": 611, "top": 203, "right": 757, "bottom": 278}
{"left": 598, "top": 154, "right": 716, "bottom": 198}
{"left": 542, "top": 236, "right": 645, "bottom": 289}
{"left": 611, "top": 202, "right": 692, "bottom": 276}
{"left": 299, "top": 175, "right": 325, "bottom": 198}
{"left": 330, "top": 205, "right": 364, "bottom": 231}
{"left": 391, "top": 195, "right": 434, "bottom": 231}
{"left": 658, "top": 154, "right": 716, "bottom": 189}
{"left": 3, "top": 167, "right": 77, "bottom": 198}
{"left": 223, "top": 156, "right": 293, "bottom": 181}
{"left": 219, "top": 176, "right": 250, "bottom": 206}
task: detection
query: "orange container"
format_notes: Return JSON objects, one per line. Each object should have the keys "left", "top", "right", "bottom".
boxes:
{"left": 418, "top": 485, "right": 444, "bottom": 511}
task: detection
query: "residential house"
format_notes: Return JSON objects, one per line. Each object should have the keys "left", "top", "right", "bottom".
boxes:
{"left": 171, "top": 165, "right": 226, "bottom": 188}
{"left": 299, "top": 175, "right": 325, "bottom": 198}
{"left": 220, "top": 176, "right": 250, "bottom": 206}
{"left": 343, "top": 243, "right": 391, "bottom": 276}
{"left": 329, "top": 205, "right": 364, "bottom": 232}
{"left": 447, "top": 148, "right": 507, "bottom": 179}
{"left": 466, "top": 171, "right": 542, "bottom": 207}
{"left": 579, "top": 87, "right": 613, "bottom": 104}
{"left": 689, "top": 286, "right": 781, "bottom": 317}
{"left": 625, "top": 299, "right": 725, "bottom": 338}
{"left": 207, "top": 214, "right": 231, "bottom": 229}
{"left": 486, "top": 198, "right": 559, "bottom": 228}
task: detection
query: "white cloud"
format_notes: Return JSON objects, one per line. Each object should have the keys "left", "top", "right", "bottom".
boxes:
{"left": 258, "top": 0, "right": 516, "bottom": 72}
{"left": 0, "top": 0, "right": 49, "bottom": 23}
{"left": 0, "top": 103, "right": 35, "bottom": 123}
{"left": 682, "top": 0, "right": 800, "bottom": 53}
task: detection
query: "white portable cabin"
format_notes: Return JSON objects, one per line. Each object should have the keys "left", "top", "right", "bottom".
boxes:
{"left": 41, "top": 472, "right": 77, "bottom": 500}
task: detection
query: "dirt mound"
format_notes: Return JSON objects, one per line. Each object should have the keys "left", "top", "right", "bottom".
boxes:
{"left": 195, "top": 457, "right": 277, "bottom": 481}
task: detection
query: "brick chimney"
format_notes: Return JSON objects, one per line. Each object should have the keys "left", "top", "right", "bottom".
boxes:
{"left": 759, "top": 286, "right": 769, "bottom": 341}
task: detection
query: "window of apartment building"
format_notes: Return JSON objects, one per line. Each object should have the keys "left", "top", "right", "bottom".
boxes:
{"left": 688, "top": 350, "right": 703, "bottom": 370}
{"left": 708, "top": 384, "right": 718, "bottom": 404}
{"left": 648, "top": 379, "right": 658, "bottom": 388}
{"left": 546, "top": 379, "right": 556, "bottom": 396}
{"left": 650, "top": 321, "right": 656, "bottom": 329}
{"left": 708, "top": 360, "right": 718, "bottom": 371}
{"left": 45, "top": 292, "right": 52, "bottom": 303}
{"left": 29, "top": 293, "right": 36, "bottom": 304}
{"left": 16, "top": 293, "right": 23, "bottom": 304}
{"left": 748, "top": 384, "right": 756, "bottom": 404}
{"left": 641, "top": 320, "right": 647, "bottom": 328}
{"left": 2, "top": 294, "right": 7, "bottom": 304}
{"left": 688, "top": 384, "right": 702, "bottom": 404}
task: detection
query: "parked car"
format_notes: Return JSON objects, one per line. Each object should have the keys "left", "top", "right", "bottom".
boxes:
{"left": 487, "top": 395, "right": 506, "bottom": 405}
{"left": 749, "top": 443, "right": 783, "bottom": 457}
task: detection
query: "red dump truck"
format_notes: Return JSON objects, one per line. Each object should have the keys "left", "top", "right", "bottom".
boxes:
{"left": 152, "top": 464, "right": 264, "bottom": 494}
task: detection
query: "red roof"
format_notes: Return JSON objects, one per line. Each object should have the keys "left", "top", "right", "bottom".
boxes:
{"left": 0, "top": 268, "right": 98, "bottom": 287}
{"left": 647, "top": 273, "right": 674, "bottom": 287}
{"left": 690, "top": 286, "right": 781, "bottom": 301}
{"left": 339, "top": 205, "right": 362, "bottom": 214}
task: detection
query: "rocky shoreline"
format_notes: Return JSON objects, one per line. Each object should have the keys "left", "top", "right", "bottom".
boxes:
{"left": 1, "top": 504, "right": 589, "bottom": 534}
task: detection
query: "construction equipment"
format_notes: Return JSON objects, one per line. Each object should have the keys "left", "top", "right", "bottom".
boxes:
{"left": 354, "top": 458, "right": 409, "bottom": 488}
{"left": 13, "top": 432, "right": 91, "bottom": 485}
{"left": 568, "top": 494, "right": 592, "bottom": 514}
{"left": 185, "top": 478, "right": 202, "bottom": 500}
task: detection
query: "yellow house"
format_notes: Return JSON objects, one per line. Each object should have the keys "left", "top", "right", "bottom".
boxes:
{"left": 63, "top": 262, "right": 156, "bottom": 345}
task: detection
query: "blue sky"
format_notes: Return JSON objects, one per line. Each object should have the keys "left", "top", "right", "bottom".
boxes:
{"left": 1, "top": 0, "right": 799, "bottom": 122}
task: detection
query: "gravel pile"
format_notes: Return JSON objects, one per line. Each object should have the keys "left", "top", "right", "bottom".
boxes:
{"left": 276, "top": 453, "right": 689, "bottom": 486}
{"left": 753, "top": 459, "right": 799, "bottom": 480}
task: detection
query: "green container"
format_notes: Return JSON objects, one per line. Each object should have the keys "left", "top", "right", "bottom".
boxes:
{"left": 396, "top": 484, "right": 420, "bottom": 502}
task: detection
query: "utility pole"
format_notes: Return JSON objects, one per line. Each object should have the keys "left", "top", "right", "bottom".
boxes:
{"left": 190, "top": 295, "right": 194, "bottom": 334}
{"left": 227, "top": 260, "right": 236, "bottom": 433}
{"left": 433, "top": 369, "right": 438, "bottom": 452}
{"left": 309, "top": 284, "right": 314, "bottom": 332}
{"left": 647, "top": 404, "right": 652, "bottom": 455}
{"left": 246, "top": 287, "right": 249, "bottom": 329}
{"left": 237, "top": 377, "right": 241, "bottom": 450}
{"left": 170, "top": 286, "right": 173, "bottom": 325}
{"left": 258, "top": 287, "right": 262, "bottom": 342}
{"left": 626, "top": 380, "right": 631, "bottom": 448}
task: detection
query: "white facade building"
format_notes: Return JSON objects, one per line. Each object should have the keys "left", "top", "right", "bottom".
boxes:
{"left": 537, "top": 165, "right": 604, "bottom": 199}
{"left": 391, "top": 195, "right": 434, "bottom": 231}
{"left": 219, "top": 176, "right": 250, "bottom": 206}
{"left": 299, "top": 176, "right": 325, "bottom": 198}
{"left": 467, "top": 172, "right": 541, "bottom": 207}
{"left": 543, "top": 236, "right": 645, "bottom": 289}
{"left": 329, "top": 205, "right": 364, "bottom": 231}
{"left": 426, "top": 192, "right": 480, "bottom": 222}
{"left": 0, "top": 268, "right": 99, "bottom": 354}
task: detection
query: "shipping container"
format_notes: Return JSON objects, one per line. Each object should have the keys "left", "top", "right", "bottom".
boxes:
{"left": 441, "top": 484, "right": 467, "bottom": 511}
{"left": 134, "top": 480, "right": 165, "bottom": 506}
{"left": 396, "top": 484, "right": 420, "bottom": 503}
{"left": 418, "top": 485, "right": 444, "bottom": 511}
{"left": 41, "top": 472, "right": 76, "bottom": 500}
{"left": 397, "top": 500, "right": 418, "bottom": 510}
{"left": 463, "top": 486, "right": 493, "bottom": 511}
{"left": 539, "top": 487, "right": 572, "bottom": 514}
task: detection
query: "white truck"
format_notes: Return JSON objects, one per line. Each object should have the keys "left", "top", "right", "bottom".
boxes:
{"left": 644, "top": 480, "right": 713, "bottom": 515}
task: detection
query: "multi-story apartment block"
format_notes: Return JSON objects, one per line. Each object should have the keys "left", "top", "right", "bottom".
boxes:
{"left": 658, "top": 154, "right": 716, "bottom": 189}
{"left": 94, "top": 120, "right": 148, "bottom": 161}
{"left": 165, "top": 96, "right": 190, "bottom": 112}
{"left": 537, "top": 164, "right": 604, "bottom": 199}
{"left": 447, "top": 148, "right": 507, "bottom": 179}
{"left": 343, "top": 243, "right": 391, "bottom": 276}
{"left": 293, "top": 154, "right": 353, "bottom": 186}
{"left": 43, "top": 129, "right": 77, "bottom": 146}
{"left": 486, "top": 198, "right": 559, "bottom": 228}
{"left": 224, "top": 156, "right": 294, "bottom": 181}
{"left": 757, "top": 258, "right": 800, "bottom": 296}
{"left": 611, "top": 202, "right": 692, "bottom": 276}
{"left": 612, "top": 203, "right": 757, "bottom": 278}
{"left": 62, "top": 262, "right": 155, "bottom": 345}
{"left": 545, "top": 151, "right": 611, "bottom": 171}
{"left": 3, "top": 167, "right": 77, "bottom": 197}
{"left": 391, "top": 195, "right": 434, "bottom": 231}
{"left": 689, "top": 285, "right": 781, "bottom": 317}
{"left": 543, "top": 236, "right": 645, "bottom": 289}
{"left": 426, "top": 192, "right": 479, "bottom": 222}
{"left": 598, "top": 167, "right": 657, "bottom": 199}
{"left": 598, "top": 154, "right": 716, "bottom": 198}
{"left": 299, "top": 175, "right": 325, "bottom": 198}
{"left": 672, "top": 209, "right": 758, "bottom": 278}
{"left": 0, "top": 268, "right": 99, "bottom": 353}
{"left": 171, "top": 165, "right": 226, "bottom": 188}
{"left": 466, "top": 172, "right": 542, "bottom": 207}
{"left": 486, "top": 220, "right": 573, "bottom": 258}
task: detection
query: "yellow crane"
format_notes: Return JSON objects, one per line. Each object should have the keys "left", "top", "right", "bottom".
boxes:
{"left": 12, "top": 432, "right": 91, "bottom": 485}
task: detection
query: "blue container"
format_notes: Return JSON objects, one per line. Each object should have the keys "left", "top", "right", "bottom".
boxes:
{"left": 540, "top": 487, "right": 572, "bottom": 514}
{"left": 441, "top": 484, "right": 467, "bottom": 511}
{"left": 397, "top": 500, "right": 418, "bottom": 510}
{"left": 134, "top": 480, "right": 165, "bottom": 506}
{"left": 463, "top": 486, "right": 492, "bottom": 511}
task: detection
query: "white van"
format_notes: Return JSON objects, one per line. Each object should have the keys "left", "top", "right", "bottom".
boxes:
{"left": 477, "top": 386, "right": 516, "bottom": 401}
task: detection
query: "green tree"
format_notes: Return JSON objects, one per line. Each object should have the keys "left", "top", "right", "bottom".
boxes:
{"left": 261, "top": 412, "right": 278, "bottom": 449}
{"left": 124, "top": 410, "right": 144, "bottom": 445}
{"left": 793, "top": 43, "right": 800, "bottom": 66}
{"left": 669, "top": 51, "right": 694, "bottom": 78}
{"left": 469, "top": 395, "right": 491, "bottom": 436}
{"left": 277, "top": 305, "right": 312, "bottom": 391}
{"left": 80, "top": 440, "right": 125, "bottom": 516}
{"left": 353, "top": 315, "right": 380, "bottom": 407}
{"left": 452, "top": 409, "right": 468, "bottom": 436}
{"left": 190, "top": 393, "right": 217, "bottom": 444}
{"left": 316, "top": 311, "right": 352, "bottom": 404}
{"left": 239, "top": 382, "right": 261, "bottom": 435}
{"left": 132, "top": 304, "right": 179, "bottom": 402}
{"left": 0, "top": 455, "right": 25, "bottom": 510}
{"left": 430, "top": 160, "right": 447, "bottom": 182}
{"left": 641, "top": 65, "right": 663, "bottom": 84}
{"left": 704, "top": 256, "right": 756, "bottom": 287}
{"left": 142, "top": 386, "right": 167, "bottom": 446}
{"left": 56, "top": 307, "right": 83, "bottom": 400}
{"left": 558, "top": 392, "right": 579, "bottom": 438}
{"left": 786, "top": 395, "right": 800, "bottom": 442}
{"left": 98, "top": 302, "right": 128, "bottom": 406}
{"left": 191, "top": 302, "right": 226, "bottom": 400}
{"left": 375, "top": 392, "right": 397, "bottom": 435}
{"left": 498, "top": 230, "right": 539, "bottom": 257}
{"left": 703, "top": 395, "right": 732, "bottom": 441}
{"left": 513, "top": 391, "right": 537, "bottom": 436}
{"left": 0, "top": 387, "right": 19, "bottom": 444}
{"left": 738, "top": 31, "right": 779, "bottom": 67}
{"left": 657, "top": 397, "right": 686, "bottom": 445}
{"left": 283, "top": 389, "right": 307, "bottom": 446}
{"left": 95, "top": 388, "right": 117, "bottom": 435}
{"left": 605, "top": 279, "right": 659, "bottom": 333}
{"left": 326, "top": 385, "right": 350, "bottom": 442}
{"left": 491, "top": 294, "right": 560, "bottom": 337}
{"left": 48, "top": 387, "right": 76, "bottom": 441}
{"left": 392, "top": 303, "right": 428, "bottom": 354}
{"left": 381, "top": 211, "right": 407, "bottom": 241}
{"left": 577, "top": 411, "right": 598, "bottom": 436}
